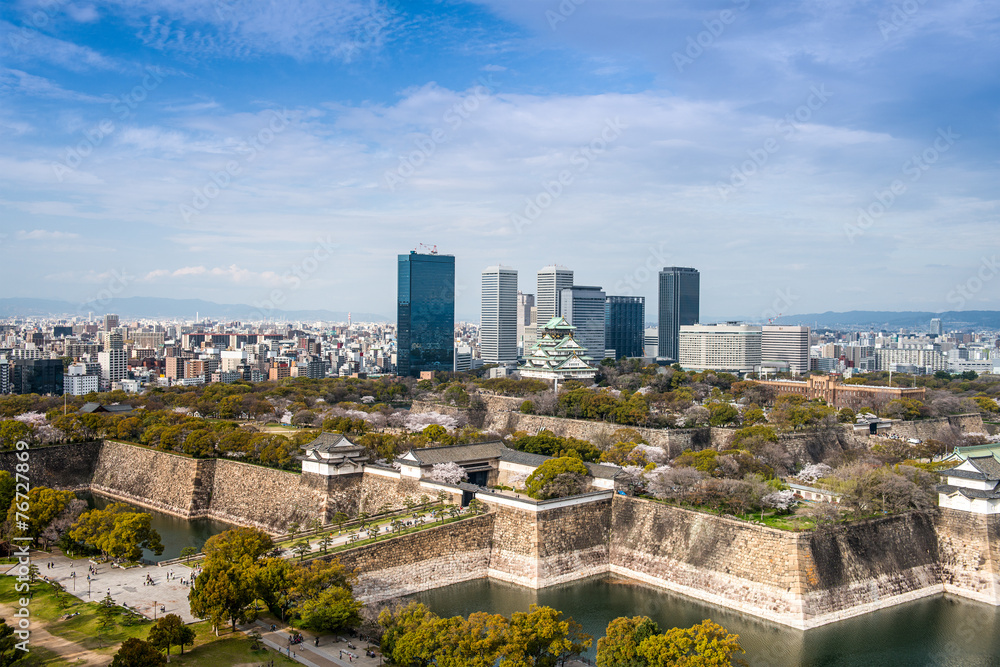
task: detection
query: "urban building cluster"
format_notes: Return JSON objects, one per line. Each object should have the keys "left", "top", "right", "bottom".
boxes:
{"left": 1, "top": 249, "right": 997, "bottom": 396}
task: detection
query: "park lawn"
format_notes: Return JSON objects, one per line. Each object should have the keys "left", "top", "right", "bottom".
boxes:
{"left": 0, "top": 576, "right": 152, "bottom": 652}
{"left": 158, "top": 622, "right": 299, "bottom": 667}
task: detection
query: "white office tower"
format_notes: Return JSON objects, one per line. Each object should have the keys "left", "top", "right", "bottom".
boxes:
{"left": 517, "top": 292, "right": 536, "bottom": 355}
{"left": 762, "top": 325, "right": 811, "bottom": 375}
{"left": 481, "top": 266, "right": 519, "bottom": 363}
{"left": 560, "top": 285, "right": 607, "bottom": 362}
{"left": 221, "top": 349, "right": 247, "bottom": 372}
{"left": 536, "top": 265, "right": 573, "bottom": 334}
{"left": 679, "top": 323, "right": 762, "bottom": 374}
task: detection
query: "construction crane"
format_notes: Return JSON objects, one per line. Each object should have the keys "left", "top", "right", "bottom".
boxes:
{"left": 415, "top": 243, "right": 438, "bottom": 255}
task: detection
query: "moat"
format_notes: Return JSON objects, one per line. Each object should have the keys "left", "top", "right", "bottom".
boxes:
{"left": 413, "top": 577, "right": 1000, "bottom": 666}
{"left": 82, "top": 492, "right": 236, "bottom": 562}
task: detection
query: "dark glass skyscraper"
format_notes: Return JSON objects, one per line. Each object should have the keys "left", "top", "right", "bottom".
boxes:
{"left": 397, "top": 251, "right": 455, "bottom": 377}
{"left": 11, "top": 359, "right": 64, "bottom": 395}
{"left": 605, "top": 295, "right": 645, "bottom": 359}
{"left": 658, "top": 267, "right": 700, "bottom": 363}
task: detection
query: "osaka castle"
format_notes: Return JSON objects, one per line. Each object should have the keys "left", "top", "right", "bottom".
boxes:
{"left": 518, "top": 316, "right": 597, "bottom": 387}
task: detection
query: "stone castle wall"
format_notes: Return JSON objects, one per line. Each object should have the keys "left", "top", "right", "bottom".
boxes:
{"left": 885, "top": 414, "right": 986, "bottom": 440}
{"left": 609, "top": 497, "right": 944, "bottom": 629}
{"left": 89, "top": 441, "right": 205, "bottom": 515}
{"left": 535, "top": 498, "right": 612, "bottom": 586}
{"left": 202, "top": 460, "right": 328, "bottom": 532}
{"left": 0, "top": 441, "right": 103, "bottom": 491}
{"left": 332, "top": 514, "right": 495, "bottom": 602}
{"left": 935, "top": 508, "right": 1000, "bottom": 604}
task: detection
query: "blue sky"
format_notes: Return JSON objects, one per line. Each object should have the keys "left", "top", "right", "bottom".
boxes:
{"left": 1, "top": 0, "right": 998, "bottom": 322}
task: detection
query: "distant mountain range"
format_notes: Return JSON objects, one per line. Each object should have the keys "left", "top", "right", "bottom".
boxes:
{"left": 771, "top": 310, "right": 1000, "bottom": 330}
{"left": 0, "top": 297, "right": 390, "bottom": 323}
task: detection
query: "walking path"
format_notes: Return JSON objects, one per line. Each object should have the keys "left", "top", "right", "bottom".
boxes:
{"left": 0, "top": 600, "right": 106, "bottom": 666}
{"left": 252, "top": 621, "right": 383, "bottom": 667}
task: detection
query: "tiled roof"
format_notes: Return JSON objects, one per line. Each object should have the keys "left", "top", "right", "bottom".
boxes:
{"left": 968, "top": 455, "right": 1000, "bottom": 480}
{"left": 937, "top": 483, "right": 1000, "bottom": 500}
{"left": 302, "top": 432, "right": 364, "bottom": 454}
{"left": 400, "top": 441, "right": 506, "bottom": 466}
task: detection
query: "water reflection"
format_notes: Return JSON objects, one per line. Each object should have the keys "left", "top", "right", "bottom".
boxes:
{"left": 79, "top": 492, "right": 235, "bottom": 563}
{"left": 412, "top": 577, "right": 1000, "bottom": 666}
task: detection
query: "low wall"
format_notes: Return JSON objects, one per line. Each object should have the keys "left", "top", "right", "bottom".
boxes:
{"left": 332, "top": 514, "right": 495, "bottom": 602}
{"left": 885, "top": 414, "right": 986, "bottom": 440}
{"left": 483, "top": 411, "right": 712, "bottom": 458}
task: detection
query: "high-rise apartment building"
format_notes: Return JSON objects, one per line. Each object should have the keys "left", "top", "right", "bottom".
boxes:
{"left": 64, "top": 362, "right": 99, "bottom": 396}
{"left": 481, "top": 266, "right": 518, "bottom": 364}
{"left": 658, "top": 267, "right": 700, "bottom": 362}
{"left": 679, "top": 323, "right": 761, "bottom": 374}
{"left": 517, "top": 292, "right": 536, "bottom": 355}
{"left": 560, "top": 286, "right": 607, "bottom": 361}
{"left": 761, "top": 325, "right": 810, "bottom": 375}
{"left": 397, "top": 250, "right": 455, "bottom": 377}
{"left": 536, "top": 265, "right": 573, "bottom": 334}
{"left": 930, "top": 318, "right": 943, "bottom": 336}
{"left": 605, "top": 296, "right": 645, "bottom": 359}
{"left": 103, "top": 313, "right": 119, "bottom": 332}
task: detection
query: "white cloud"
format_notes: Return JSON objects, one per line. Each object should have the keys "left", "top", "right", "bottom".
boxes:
{"left": 15, "top": 229, "right": 80, "bottom": 241}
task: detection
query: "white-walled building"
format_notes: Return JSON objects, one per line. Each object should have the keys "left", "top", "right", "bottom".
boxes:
{"left": 299, "top": 433, "right": 369, "bottom": 476}
{"left": 481, "top": 266, "right": 518, "bottom": 363}
{"left": 762, "top": 325, "right": 810, "bottom": 375}
{"left": 938, "top": 448, "right": 1000, "bottom": 514}
{"left": 64, "top": 362, "right": 99, "bottom": 396}
{"left": 536, "top": 265, "right": 573, "bottom": 335}
{"left": 679, "top": 323, "right": 761, "bottom": 374}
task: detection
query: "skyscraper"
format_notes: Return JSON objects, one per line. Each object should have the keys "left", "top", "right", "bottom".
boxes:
{"left": 930, "top": 318, "right": 943, "bottom": 336}
{"left": 762, "top": 325, "right": 810, "bottom": 375}
{"left": 481, "top": 266, "right": 518, "bottom": 364}
{"left": 658, "top": 267, "right": 700, "bottom": 363}
{"left": 103, "top": 313, "right": 119, "bottom": 332}
{"left": 536, "top": 265, "right": 573, "bottom": 333}
{"left": 517, "top": 291, "right": 536, "bottom": 355}
{"left": 560, "top": 286, "right": 607, "bottom": 361}
{"left": 605, "top": 295, "right": 645, "bottom": 359}
{"left": 397, "top": 250, "right": 455, "bottom": 377}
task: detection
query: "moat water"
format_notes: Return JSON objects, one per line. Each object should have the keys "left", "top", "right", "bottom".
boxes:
{"left": 81, "top": 492, "right": 235, "bottom": 563}
{"left": 413, "top": 577, "right": 1000, "bottom": 666}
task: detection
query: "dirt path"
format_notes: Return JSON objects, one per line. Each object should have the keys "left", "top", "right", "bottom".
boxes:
{"left": 0, "top": 601, "right": 107, "bottom": 666}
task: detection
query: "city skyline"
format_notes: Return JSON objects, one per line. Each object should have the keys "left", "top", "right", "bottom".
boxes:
{"left": 1, "top": 2, "right": 997, "bottom": 320}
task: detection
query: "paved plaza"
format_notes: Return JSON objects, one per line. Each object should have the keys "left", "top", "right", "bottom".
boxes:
{"left": 9, "top": 551, "right": 198, "bottom": 622}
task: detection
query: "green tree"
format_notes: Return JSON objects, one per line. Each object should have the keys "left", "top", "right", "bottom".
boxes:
{"left": 332, "top": 511, "right": 349, "bottom": 534}
{"left": 0, "top": 421, "right": 32, "bottom": 450}
{"left": 148, "top": 613, "right": 196, "bottom": 658}
{"left": 596, "top": 616, "right": 661, "bottom": 667}
{"left": 423, "top": 424, "right": 448, "bottom": 442}
{"left": 636, "top": 619, "right": 746, "bottom": 667}
{"left": 500, "top": 604, "right": 592, "bottom": 667}
{"left": 838, "top": 407, "right": 857, "bottom": 423}
{"left": 973, "top": 396, "right": 999, "bottom": 414}
{"left": 189, "top": 560, "right": 258, "bottom": 634}
{"left": 179, "top": 546, "right": 197, "bottom": 564}
{"left": 68, "top": 503, "right": 164, "bottom": 561}
{"left": 297, "top": 586, "right": 362, "bottom": 633}
{"left": 319, "top": 533, "right": 334, "bottom": 553}
{"left": 520, "top": 400, "right": 536, "bottom": 415}
{"left": 524, "top": 457, "right": 590, "bottom": 499}
{"left": 293, "top": 541, "right": 312, "bottom": 561}
{"left": 6, "top": 487, "right": 76, "bottom": 542}
{"left": 0, "top": 617, "right": 20, "bottom": 667}
{"left": 707, "top": 402, "right": 739, "bottom": 427}
{"left": 111, "top": 638, "right": 166, "bottom": 667}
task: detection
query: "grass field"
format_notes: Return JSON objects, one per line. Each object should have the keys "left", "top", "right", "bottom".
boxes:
{"left": 0, "top": 576, "right": 298, "bottom": 666}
